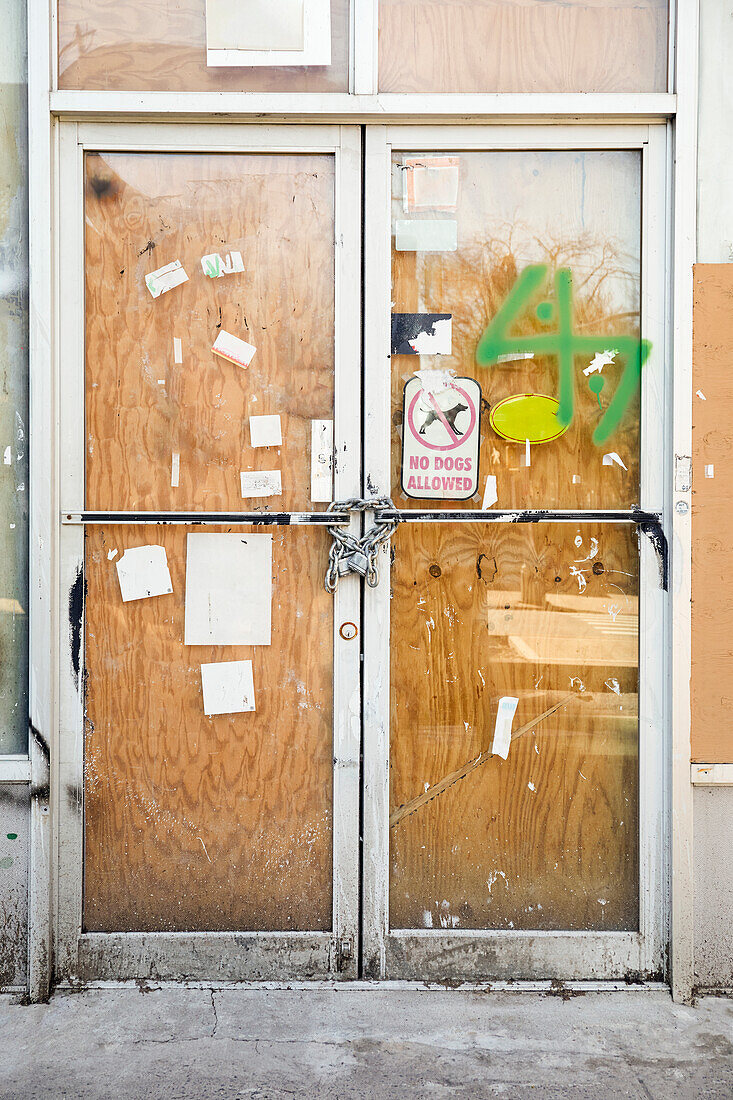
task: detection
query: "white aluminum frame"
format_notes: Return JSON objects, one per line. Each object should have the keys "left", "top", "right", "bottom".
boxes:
{"left": 22, "top": 0, "right": 697, "bottom": 1000}
{"left": 55, "top": 122, "right": 363, "bottom": 983}
{"left": 362, "top": 123, "right": 669, "bottom": 982}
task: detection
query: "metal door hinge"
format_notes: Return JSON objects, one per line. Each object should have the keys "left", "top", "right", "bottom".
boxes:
{"left": 335, "top": 937, "right": 353, "bottom": 972}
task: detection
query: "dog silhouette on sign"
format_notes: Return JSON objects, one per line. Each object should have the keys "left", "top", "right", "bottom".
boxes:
{"left": 418, "top": 401, "right": 468, "bottom": 436}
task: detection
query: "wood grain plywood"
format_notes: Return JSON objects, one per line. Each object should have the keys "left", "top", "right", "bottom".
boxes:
{"left": 59, "top": 0, "right": 349, "bottom": 91}
{"left": 85, "top": 152, "right": 334, "bottom": 513}
{"left": 84, "top": 524, "right": 334, "bottom": 932}
{"left": 692, "top": 265, "right": 733, "bottom": 763}
{"left": 378, "top": 0, "right": 667, "bottom": 94}
{"left": 389, "top": 522, "right": 639, "bottom": 931}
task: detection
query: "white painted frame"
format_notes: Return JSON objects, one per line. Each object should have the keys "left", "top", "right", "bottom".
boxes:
{"left": 362, "top": 124, "right": 669, "bottom": 982}
{"left": 55, "top": 122, "right": 363, "bottom": 983}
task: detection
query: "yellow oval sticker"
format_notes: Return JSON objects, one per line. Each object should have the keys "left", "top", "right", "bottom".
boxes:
{"left": 489, "top": 393, "right": 569, "bottom": 445}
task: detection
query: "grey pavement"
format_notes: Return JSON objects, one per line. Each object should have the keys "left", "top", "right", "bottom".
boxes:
{"left": 0, "top": 986, "right": 731, "bottom": 1099}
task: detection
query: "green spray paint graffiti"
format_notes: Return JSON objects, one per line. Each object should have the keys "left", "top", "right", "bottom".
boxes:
{"left": 475, "top": 265, "right": 651, "bottom": 446}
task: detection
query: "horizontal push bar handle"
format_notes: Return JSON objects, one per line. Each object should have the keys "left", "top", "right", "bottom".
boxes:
{"left": 62, "top": 511, "right": 350, "bottom": 526}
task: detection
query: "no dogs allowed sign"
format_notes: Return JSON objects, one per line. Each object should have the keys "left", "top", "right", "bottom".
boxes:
{"left": 401, "top": 375, "right": 482, "bottom": 500}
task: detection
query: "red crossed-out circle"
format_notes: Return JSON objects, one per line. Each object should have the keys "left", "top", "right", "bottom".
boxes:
{"left": 407, "top": 383, "right": 477, "bottom": 452}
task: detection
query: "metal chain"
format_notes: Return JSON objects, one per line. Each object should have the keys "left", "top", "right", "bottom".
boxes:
{"left": 324, "top": 498, "right": 400, "bottom": 593}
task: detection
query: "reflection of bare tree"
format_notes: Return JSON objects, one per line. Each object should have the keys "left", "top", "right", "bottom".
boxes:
{"left": 421, "top": 227, "right": 640, "bottom": 366}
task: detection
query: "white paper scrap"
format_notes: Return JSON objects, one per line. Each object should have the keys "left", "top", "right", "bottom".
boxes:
{"left": 3, "top": 446, "right": 10, "bottom": 465}
{"left": 145, "top": 260, "right": 189, "bottom": 299}
{"left": 409, "top": 317, "right": 452, "bottom": 355}
{"left": 696, "top": 389, "right": 706, "bottom": 400}
{"left": 201, "top": 660, "right": 256, "bottom": 716}
{"left": 524, "top": 439, "right": 531, "bottom": 468}
{"left": 171, "top": 452, "right": 180, "bottom": 488}
{"left": 201, "top": 251, "right": 245, "bottom": 278}
{"left": 206, "top": 0, "right": 304, "bottom": 51}
{"left": 394, "top": 219, "right": 457, "bottom": 253}
{"left": 116, "top": 545, "right": 173, "bottom": 603}
{"left": 491, "top": 696, "right": 519, "bottom": 760}
{"left": 482, "top": 475, "right": 498, "bottom": 509}
{"left": 240, "top": 470, "right": 282, "bottom": 498}
{"left": 310, "top": 419, "right": 334, "bottom": 503}
{"left": 603, "top": 452, "right": 628, "bottom": 471}
{"left": 184, "top": 532, "right": 272, "bottom": 646}
{"left": 496, "top": 352, "right": 535, "bottom": 364}
{"left": 705, "top": 464, "right": 715, "bottom": 478}
{"left": 583, "top": 349, "right": 617, "bottom": 376}
{"left": 107, "top": 548, "right": 118, "bottom": 561}
{"left": 173, "top": 337, "right": 182, "bottom": 363}
{"left": 212, "top": 330, "right": 257, "bottom": 369}
{"left": 250, "top": 414, "right": 282, "bottom": 448}
{"left": 572, "top": 474, "right": 581, "bottom": 484}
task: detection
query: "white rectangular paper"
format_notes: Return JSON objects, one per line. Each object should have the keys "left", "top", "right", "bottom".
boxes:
{"left": 173, "top": 337, "right": 183, "bottom": 363}
{"left": 206, "top": 0, "right": 330, "bottom": 67}
{"left": 212, "top": 330, "right": 257, "bottom": 369}
{"left": 240, "top": 470, "right": 282, "bottom": 498}
{"left": 207, "top": 0, "right": 304, "bottom": 51}
{"left": 395, "top": 220, "right": 457, "bottom": 253}
{"left": 171, "top": 452, "right": 180, "bottom": 488}
{"left": 201, "top": 251, "right": 245, "bottom": 278}
{"left": 491, "top": 696, "right": 519, "bottom": 760}
{"left": 145, "top": 260, "right": 189, "bottom": 299}
{"left": 482, "top": 475, "right": 498, "bottom": 509}
{"left": 402, "top": 156, "right": 460, "bottom": 213}
{"left": 201, "top": 660, "right": 256, "bottom": 716}
{"left": 184, "top": 532, "right": 272, "bottom": 646}
{"left": 310, "top": 419, "right": 334, "bottom": 503}
{"left": 705, "top": 463, "right": 715, "bottom": 478}
{"left": 603, "top": 452, "right": 628, "bottom": 471}
{"left": 250, "top": 414, "right": 282, "bottom": 448}
{"left": 116, "top": 545, "right": 173, "bottom": 603}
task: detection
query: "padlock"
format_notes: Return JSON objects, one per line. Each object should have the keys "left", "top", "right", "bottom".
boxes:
{"left": 339, "top": 549, "right": 369, "bottom": 577}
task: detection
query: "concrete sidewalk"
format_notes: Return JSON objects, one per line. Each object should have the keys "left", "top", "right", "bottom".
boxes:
{"left": 0, "top": 987, "right": 731, "bottom": 1099}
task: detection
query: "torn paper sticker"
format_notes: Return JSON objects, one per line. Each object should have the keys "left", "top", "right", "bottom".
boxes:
{"left": 107, "top": 548, "right": 118, "bottom": 561}
{"left": 310, "top": 419, "right": 333, "bottom": 503}
{"left": 496, "top": 352, "right": 535, "bottom": 364}
{"left": 171, "top": 452, "right": 180, "bottom": 488}
{"left": 116, "top": 545, "right": 173, "bottom": 602}
{"left": 212, "top": 330, "right": 256, "bottom": 369}
{"left": 249, "top": 414, "right": 282, "bottom": 448}
{"left": 705, "top": 464, "right": 714, "bottom": 478}
{"left": 402, "top": 156, "right": 460, "bottom": 213}
{"left": 201, "top": 659, "right": 256, "bottom": 716}
{"left": 583, "top": 349, "right": 617, "bottom": 376}
{"left": 145, "top": 260, "right": 189, "bottom": 299}
{"left": 394, "top": 219, "right": 457, "bottom": 252}
{"left": 491, "top": 696, "right": 519, "bottom": 759}
{"left": 696, "top": 390, "right": 706, "bottom": 400}
{"left": 414, "top": 368, "right": 457, "bottom": 395}
{"left": 184, "top": 532, "right": 272, "bottom": 646}
{"left": 3, "top": 446, "right": 10, "bottom": 465}
{"left": 240, "top": 470, "right": 282, "bottom": 498}
{"left": 201, "top": 251, "right": 245, "bottom": 278}
{"left": 482, "top": 474, "right": 498, "bottom": 509}
{"left": 391, "top": 313, "right": 452, "bottom": 356}
{"left": 173, "top": 337, "right": 182, "bottom": 363}
{"left": 603, "top": 452, "right": 628, "bottom": 471}
{"left": 206, "top": 0, "right": 304, "bottom": 52}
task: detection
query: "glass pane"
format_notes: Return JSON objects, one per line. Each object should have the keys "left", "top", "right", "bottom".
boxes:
{"left": 85, "top": 152, "right": 335, "bottom": 513}
{"left": 0, "top": 1, "right": 29, "bottom": 754}
{"left": 84, "top": 524, "right": 333, "bottom": 932}
{"left": 391, "top": 149, "right": 642, "bottom": 511}
{"left": 379, "top": 0, "right": 668, "bottom": 93}
{"left": 389, "top": 522, "right": 639, "bottom": 931}
{"left": 59, "top": 0, "right": 349, "bottom": 92}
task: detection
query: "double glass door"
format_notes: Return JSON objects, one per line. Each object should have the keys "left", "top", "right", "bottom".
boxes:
{"left": 56, "top": 123, "right": 667, "bottom": 984}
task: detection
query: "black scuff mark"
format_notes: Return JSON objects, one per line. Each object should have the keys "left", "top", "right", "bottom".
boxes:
{"left": 29, "top": 720, "right": 50, "bottom": 765}
{"left": 69, "top": 566, "right": 86, "bottom": 689}
{"left": 137, "top": 240, "right": 156, "bottom": 257}
{"left": 477, "top": 554, "right": 498, "bottom": 583}
{"left": 638, "top": 519, "right": 669, "bottom": 591}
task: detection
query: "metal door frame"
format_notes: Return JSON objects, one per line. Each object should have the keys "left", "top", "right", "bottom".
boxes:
{"left": 362, "top": 123, "right": 670, "bottom": 981}
{"left": 54, "top": 122, "right": 363, "bottom": 982}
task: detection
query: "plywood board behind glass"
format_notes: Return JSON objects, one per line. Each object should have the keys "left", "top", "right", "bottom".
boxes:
{"left": 389, "top": 150, "right": 641, "bottom": 931}
{"left": 83, "top": 152, "right": 335, "bottom": 932}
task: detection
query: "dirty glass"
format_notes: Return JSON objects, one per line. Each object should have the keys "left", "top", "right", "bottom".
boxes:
{"left": 379, "top": 0, "right": 668, "bottom": 93}
{"left": 84, "top": 152, "right": 334, "bottom": 514}
{"left": 82, "top": 149, "right": 337, "bottom": 932}
{"left": 390, "top": 149, "right": 642, "bottom": 511}
{"left": 389, "top": 522, "right": 639, "bottom": 931}
{"left": 58, "top": 0, "right": 349, "bottom": 92}
{"left": 0, "top": 1, "right": 29, "bottom": 755}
